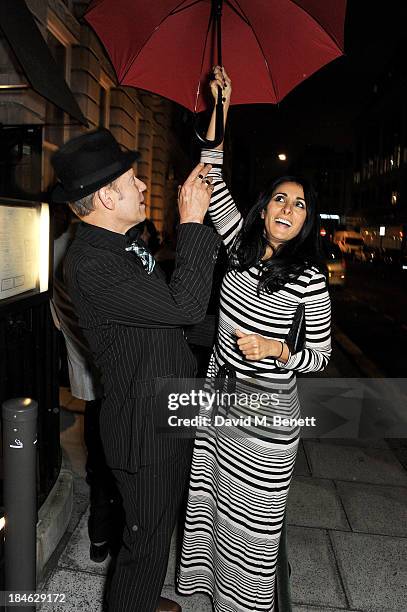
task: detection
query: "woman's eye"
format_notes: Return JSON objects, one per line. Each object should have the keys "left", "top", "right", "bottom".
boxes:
{"left": 274, "top": 195, "right": 285, "bottom": 202}
{"left": 296, "top": 201, "right": 306, "bottom": 209}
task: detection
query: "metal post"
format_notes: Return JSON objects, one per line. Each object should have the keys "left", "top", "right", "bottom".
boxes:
{"left": 2, "top": 398, "right": 38, "bottom": 612}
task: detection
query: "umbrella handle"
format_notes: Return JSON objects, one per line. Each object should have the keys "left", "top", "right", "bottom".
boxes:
{"left": 194, "top": 84, "right": 224, "bottom": 148}
{"left": 194, "top": 0, "right": 224, "bottom": 148}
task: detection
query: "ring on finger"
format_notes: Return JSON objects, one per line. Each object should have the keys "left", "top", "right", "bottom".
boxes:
{"left": 197, "top": 173, "right": 204, "bottom": 180}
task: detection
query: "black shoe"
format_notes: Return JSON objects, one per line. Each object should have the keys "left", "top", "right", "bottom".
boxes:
{"left": 90, "top": 541, "right": 109, "bottom": 563}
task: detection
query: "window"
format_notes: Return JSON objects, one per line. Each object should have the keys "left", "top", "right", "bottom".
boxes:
{"left": 99, "top": 73, "right": 113, "bottom": 128}
{"left": 44, "top": 31, "right": 67, "bottom": 146}
{"left": 395, "top": 145, "right": 401, "bottom": 168}
{"left": 42, "top": 12, "right": 78, "bottom": 191}
{"left": 0, "top": 126, "right": 42, "bottom": 198}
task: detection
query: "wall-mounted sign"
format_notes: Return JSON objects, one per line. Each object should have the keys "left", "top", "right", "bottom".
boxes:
{"left": 0, "top": 200, "right": 49, "bottom": 302}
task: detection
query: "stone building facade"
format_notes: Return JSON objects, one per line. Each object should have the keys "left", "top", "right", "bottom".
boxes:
{"left": 350, "top": 41, "right": 406, "bottom": 246}
{"left": 0, "top": 0, "right": 189, "bottom": 235}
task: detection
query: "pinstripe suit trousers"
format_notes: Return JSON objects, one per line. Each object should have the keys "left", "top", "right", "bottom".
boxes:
{"left": 107, "top": 442, "right": 193, "bottom": 612}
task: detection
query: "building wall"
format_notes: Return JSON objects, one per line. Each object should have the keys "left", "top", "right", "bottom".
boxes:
{"left": 0, "top": 0, "right": 189, "bottom": 233}
{"left": 351, "top": 46, "right": 407, "bottom": 231}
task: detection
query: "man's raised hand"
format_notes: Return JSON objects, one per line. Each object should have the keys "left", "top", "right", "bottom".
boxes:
{"left": 178, "top": 163, "right": 214, "bottom": 224}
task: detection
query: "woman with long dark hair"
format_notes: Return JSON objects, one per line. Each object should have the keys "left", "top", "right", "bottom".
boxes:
{"left": 177, "top": 67, "right": 331, "bottom": 612}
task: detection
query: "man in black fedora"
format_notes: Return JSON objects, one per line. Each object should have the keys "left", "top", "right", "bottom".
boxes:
{"left": 51, "top": 128, "right": 220, "bottom": 612}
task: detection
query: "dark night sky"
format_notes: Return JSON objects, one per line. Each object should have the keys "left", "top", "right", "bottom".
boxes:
{"left": 222, "top": 0, "right": 407, "bottom": 191}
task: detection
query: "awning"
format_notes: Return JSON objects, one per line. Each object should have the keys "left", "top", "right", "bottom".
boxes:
{"left": 0, "top": 0, "right": 88, "bottom": 126}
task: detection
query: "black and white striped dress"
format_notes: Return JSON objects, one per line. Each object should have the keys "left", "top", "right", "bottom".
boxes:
{"left": 177, "top": 149, "right": 331, "bottom": 612}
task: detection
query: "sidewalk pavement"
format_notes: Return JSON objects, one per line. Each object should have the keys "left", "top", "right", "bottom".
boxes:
{"left": 38, "top": 339, "right": 407, "bottom": 612}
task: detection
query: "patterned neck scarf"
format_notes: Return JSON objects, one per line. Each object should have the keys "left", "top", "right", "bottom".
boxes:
{"left": 125, "top": 240, "right": 155, "bottom": 274}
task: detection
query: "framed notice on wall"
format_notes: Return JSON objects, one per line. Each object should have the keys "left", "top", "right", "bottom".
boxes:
{"left": 0, "top": 199, "right": 49, "bottom": 303}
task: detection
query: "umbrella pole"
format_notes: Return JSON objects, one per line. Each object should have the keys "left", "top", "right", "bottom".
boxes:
{"left": 194, "top": 0, "right": 224, "bottom": 148}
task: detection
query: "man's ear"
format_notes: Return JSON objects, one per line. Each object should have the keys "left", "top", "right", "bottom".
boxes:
{"left": 96, "top": 185, "right": 115, "bottom": 211}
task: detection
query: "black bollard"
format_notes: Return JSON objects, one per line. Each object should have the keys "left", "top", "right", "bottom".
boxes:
{"left": 2, "top": 398, "right": 38, "bottom": 612}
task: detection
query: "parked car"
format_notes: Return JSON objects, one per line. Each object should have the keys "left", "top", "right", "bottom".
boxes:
{"left": 354, "top": 245, "right": 380, "bottom": 263}
{"left": 380, "top": 248, "right": 401, "bottom": 268}
{"left": 333, "top": 230, "right": 364, "bottom": 258}
{"left": 321, "top": 239, "right": 346, "bottom": 287}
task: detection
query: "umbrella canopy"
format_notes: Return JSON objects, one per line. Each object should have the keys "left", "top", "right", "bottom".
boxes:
{"left": 85, "top": 0, "right": 346, "bottom": 113}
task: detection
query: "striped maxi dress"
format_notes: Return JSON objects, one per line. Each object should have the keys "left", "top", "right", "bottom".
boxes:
{"left": 177, "top": 149, "right": 332, "bottom": 612}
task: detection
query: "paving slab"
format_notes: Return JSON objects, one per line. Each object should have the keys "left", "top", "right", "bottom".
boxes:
{"left": 164, "top": 527, "right": 178, "bottom": 586}
{"left": 293, "top": 607, "right": 360, "bottom": 612}
{"left": 39, "top": 567, "right": 105, "bottom": 611}
{"left": 336, "top": 481, "right": 407, "bottom": 537}
{"left": 287, "top": 477, "right": 350, "bottom": 531}
{"left": 67, "top": 475, "right": 90, "bottom": 531}
{"left": 392, "top": 448, "right": 407, "bottom": 471}
{"left": 161, "top": 586, "right": 213, "bottom": 611}
{"left": 304, "top": 441, "right": 407, "bottom": 485}
{"left": 330, "top": 531, "right": 407, "bottom": 611}
{"left": 294, "top": 441, "right": 311, "bottom": 476}
{"left": 287, "top": 526, "right": 347, "bottom": 609}
{"left": 58, "top": 510, "right": 110, "bottom": 576}
{"left": 319, "top": 438, "right": 389, "bottom": 449}
{"left": 385, "top": 438, "right": 407, "bottom": 450}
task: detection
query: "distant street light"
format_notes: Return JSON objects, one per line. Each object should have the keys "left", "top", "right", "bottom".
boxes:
{"left": 320, "top": 214, "right": 340, "bottom": 220}
{"left": 278, "top": 153, "right": 287, "bottom": 161}
{"left": 379, "top": 226, "right": 386, "bottom": 250}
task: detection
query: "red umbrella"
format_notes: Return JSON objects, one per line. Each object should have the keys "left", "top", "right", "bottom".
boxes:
{"left": 86, "top": 0, "right": 346, "bottom": 144}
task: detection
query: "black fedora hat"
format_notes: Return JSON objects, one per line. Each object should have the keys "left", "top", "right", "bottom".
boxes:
{"left": 51, "top": 128, "right": 140, "bottom": 203}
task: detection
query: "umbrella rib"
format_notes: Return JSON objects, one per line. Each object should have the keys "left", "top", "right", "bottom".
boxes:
{"left": 224, "top": 0, "right": 249, "bottom": 24}
{"left": 170, "top": 0, "right": 202, "bottom": 16}
{"left": 119, "top": 0, "right": 193, "bottom": 84}
{"left": 231, "top": 0, "right": 280, "bottom": 101}
{"left": 289, "top": 0, "right": 344, "bottom": 51}
{"left": 194, "top": 4, "right": 213, "bottom": 113}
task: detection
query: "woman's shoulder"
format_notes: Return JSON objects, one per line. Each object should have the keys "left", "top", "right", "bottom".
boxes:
{"left": 305, "top": 264, "right": 326, "bottom": 278}
{"left": 302, "top": 266, "right": 329, "bottom": 295}
{"left": 292, "top": 266, "right": 327, "bottom": 293}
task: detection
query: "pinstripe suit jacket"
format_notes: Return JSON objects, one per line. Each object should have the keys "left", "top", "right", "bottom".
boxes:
{"left": 64, "top": 221, "right": 221, "bottom": 472}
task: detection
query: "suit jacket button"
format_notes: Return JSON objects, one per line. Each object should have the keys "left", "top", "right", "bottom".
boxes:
{"left": 132, "top": 524, "right": 138, "bottom": 531}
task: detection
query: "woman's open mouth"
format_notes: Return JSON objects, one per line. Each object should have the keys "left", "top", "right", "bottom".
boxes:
{"left": 274, "top": 217, "right": 292, "bottom": 228}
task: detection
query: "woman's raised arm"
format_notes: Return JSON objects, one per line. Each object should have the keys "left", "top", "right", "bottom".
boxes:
{"left": 201, "top": 66, "right": 243, "bottom": 250}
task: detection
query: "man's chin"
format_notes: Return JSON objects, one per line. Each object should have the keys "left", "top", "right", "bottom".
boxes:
{"left": 136, "top": 209, "right": 146, "bottom": 223}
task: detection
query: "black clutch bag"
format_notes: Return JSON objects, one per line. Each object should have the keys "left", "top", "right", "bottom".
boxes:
{"left": 285, "top": 303, "right": 305, "bottom": 354}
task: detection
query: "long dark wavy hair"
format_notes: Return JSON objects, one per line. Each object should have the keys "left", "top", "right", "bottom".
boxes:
{"left": 231, "top": 175, "right": 326, "bottom": 294}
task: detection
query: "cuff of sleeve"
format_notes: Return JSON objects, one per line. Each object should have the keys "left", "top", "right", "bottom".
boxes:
{"left": 200, "top": 149, "right": 224, "bottom": 165}
{"left": 275, "top": 350, "right": 301, "bottom": 370}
